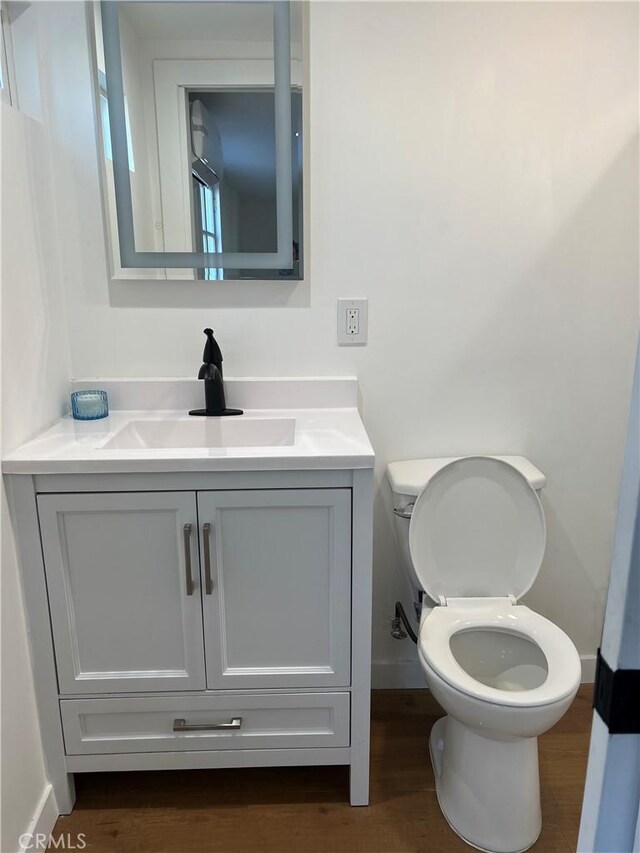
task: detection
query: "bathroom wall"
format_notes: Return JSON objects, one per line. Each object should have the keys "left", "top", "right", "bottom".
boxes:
{"left": 40, "top": 2, "right": 640, "bottom": 681}
{"left": 1, "top": 27, "right": 72, "bottom": 849}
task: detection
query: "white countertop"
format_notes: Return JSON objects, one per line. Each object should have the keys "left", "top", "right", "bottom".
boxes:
{"left": 2, "top": 407, "right": 375, "bottom": 475}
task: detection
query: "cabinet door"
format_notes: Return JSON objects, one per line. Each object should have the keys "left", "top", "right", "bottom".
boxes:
{"left": 198, "top": 489, "right": 351, "bottom": 689}
{"left": 38, "top": 492, "right": 205, "bottom": 694}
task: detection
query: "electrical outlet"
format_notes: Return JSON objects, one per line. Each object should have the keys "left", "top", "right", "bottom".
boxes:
{"left": 338, "top": 298, "right": 368, "bottom": 345}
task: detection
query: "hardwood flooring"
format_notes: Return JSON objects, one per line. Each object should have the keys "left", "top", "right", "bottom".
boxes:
{"left": 50, "top": 686, "right": 593, "bottom": 852}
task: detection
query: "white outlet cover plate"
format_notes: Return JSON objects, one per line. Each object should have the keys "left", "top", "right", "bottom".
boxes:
{"left": 337, "top": 298, "right": 368, "bottom": 345}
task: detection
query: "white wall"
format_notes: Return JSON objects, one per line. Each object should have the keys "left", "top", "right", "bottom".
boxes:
{"left": 30, "top": 2, "right": 640, "bottom": 683}
{"left": 1, "top": 5, "right": 73, "bottom": 848}
{"left": 1, "top": 84, "right": 71, "bottom": 853}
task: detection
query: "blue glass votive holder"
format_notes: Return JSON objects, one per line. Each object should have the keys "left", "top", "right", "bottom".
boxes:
{"left": 71, "top": 390, "right": 109, "bottom": 421}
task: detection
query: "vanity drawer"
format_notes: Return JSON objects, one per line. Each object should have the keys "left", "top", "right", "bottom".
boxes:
{"left": 60, "top": 693, "right": 350, "bottom": 755}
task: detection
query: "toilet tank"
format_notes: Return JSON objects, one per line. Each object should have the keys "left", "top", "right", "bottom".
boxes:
{"left": 387, "top": 455, "right": 547, "bottom": 596}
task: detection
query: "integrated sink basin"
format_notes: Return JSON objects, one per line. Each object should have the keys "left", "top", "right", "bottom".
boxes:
{"left": 103, "top": 417, "right": 296, "bottom": 450}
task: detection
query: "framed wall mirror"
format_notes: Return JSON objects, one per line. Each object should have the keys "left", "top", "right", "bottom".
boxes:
{"left": 93, "top": 0, "right": 304, "bottom": 281}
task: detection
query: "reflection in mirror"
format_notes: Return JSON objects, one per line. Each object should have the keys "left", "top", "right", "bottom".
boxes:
{"left": 93, "top": 1, "right": 303, "bottom": 281}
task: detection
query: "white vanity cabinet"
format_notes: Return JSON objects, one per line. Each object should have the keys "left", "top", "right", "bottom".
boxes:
{"left": 4, "top": 381, "right": 374, "bottom": 813}
{"left": 38, "top": 488, "right": 352, "bottom": 695}
{"left": 7, "top": 466, "right": 373, "bottom": 814}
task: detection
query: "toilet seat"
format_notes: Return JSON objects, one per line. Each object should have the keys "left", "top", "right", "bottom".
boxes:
{"left": 409, "top": 456, "right": 580, "bottom": 709}
{"left": 408, "top": 456, "right": 546, "bottom": 601}
{"left": 418, "top": 601, "right": 581, "bottom": 707}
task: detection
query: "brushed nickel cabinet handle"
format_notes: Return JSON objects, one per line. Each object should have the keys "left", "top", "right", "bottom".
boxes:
{"left": 202, "top": 522, "right": 213, "bottom": 595}
{"left": 183, "top": 523, "right": 194, "bottom": 596}
{"left": 173, "top": 717, "right": 242, "bottom": 732}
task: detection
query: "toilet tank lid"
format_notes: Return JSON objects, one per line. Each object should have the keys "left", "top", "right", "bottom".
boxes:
{"left": 387, "top": 455, "right": 546, "bottom": 496}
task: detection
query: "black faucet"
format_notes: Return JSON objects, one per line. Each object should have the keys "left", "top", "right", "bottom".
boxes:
{"left": 189, "top": 329, "right": 243, "bottom": 417}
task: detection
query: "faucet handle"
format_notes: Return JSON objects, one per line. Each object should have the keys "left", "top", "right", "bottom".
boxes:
{"left": 202, "top": 328, "right": 223, "bottom": 372}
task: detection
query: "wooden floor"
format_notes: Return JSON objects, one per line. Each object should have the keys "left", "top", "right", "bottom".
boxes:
{"left": 51, "top": 686, "right": 593, "bottom": 852}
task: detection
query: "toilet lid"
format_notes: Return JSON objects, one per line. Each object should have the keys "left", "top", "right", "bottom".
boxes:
{"left": 409, "top": 456, "right": 546, "bottom": 601}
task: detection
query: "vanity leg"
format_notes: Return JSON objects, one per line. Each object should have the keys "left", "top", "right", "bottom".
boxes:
{"left": 349, "top": 469, "right": 374, "bottom": 807}
{"left": 350, "top": 744, "right": 370, "bottom": 806}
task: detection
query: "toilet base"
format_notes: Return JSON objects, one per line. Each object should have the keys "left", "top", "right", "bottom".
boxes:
{"left": 429, "top": 716, "right": 542, "bottom": 853}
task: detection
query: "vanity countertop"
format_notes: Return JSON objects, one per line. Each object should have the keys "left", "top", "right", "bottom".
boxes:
{"left": 2, "top": 379, "right": 375, "bottom": 475}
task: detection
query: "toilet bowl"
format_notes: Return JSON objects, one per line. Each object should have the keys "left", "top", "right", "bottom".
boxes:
{"left": 386, "top": 456, "right": 581, "bottom": 853}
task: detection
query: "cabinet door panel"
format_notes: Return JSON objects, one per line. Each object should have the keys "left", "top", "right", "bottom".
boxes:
{"left": 38, "top": 492, "right": 205, "bottom": 694}
{"left": 198, "top": 489, "right": 351, "bottom": 689}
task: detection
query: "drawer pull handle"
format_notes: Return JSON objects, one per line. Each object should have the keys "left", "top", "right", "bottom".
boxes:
{"left": 203, "top": 522, "right": 214, "bottom": 595}
{"left": 173, "top": 717, "right": 243, "bottom": 732}
{"left": 183, "top": 523, "right": 194, "bottom": 596}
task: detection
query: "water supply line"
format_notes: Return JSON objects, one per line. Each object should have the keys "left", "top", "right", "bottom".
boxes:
{"left": 390, "top": 601, "right": 418, "bottom": 644}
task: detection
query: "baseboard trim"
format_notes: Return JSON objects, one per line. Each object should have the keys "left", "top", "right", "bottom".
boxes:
{"left": 372, "top": 655, "right": 597, "bottom": 689}
{"left": 17, "top": 783, "right": 58, "bottom": 853}
{"left": 580, "top": 654, "right": 597, "bottom": 684}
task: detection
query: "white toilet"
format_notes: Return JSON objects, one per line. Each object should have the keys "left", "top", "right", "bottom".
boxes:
{"left": 387, "top": 455, "right": 581, "bottom": 853}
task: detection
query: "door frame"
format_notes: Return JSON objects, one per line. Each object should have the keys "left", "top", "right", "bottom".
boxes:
{"left": 578, "top": 342, "right": 640, "bottom": 851}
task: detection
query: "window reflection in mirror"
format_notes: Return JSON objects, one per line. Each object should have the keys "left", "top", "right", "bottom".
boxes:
{"left": 93, "top": 1, "right": 304, "bottom": 281}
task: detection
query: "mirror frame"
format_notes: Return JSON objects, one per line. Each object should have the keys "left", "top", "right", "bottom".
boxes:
{"left": 100, "top": 0, "right": 294, "bottom": 270}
